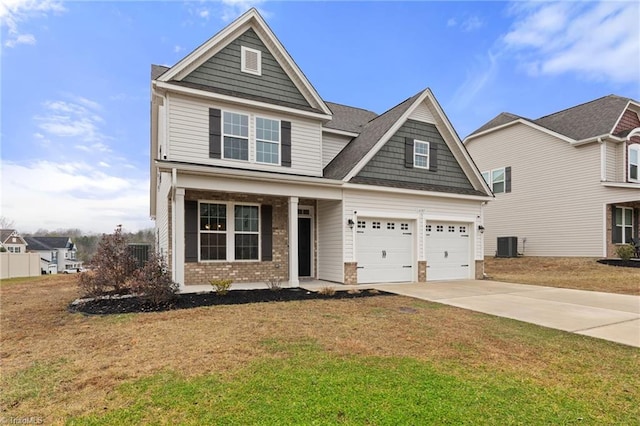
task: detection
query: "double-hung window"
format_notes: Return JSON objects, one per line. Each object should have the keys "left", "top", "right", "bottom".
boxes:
{"left": 614, "top": 207, "right": 634, "bottom": 244}
{"left": 223, "top": 112, "right": 249, "bottom": 161}
{"left": 491, "top": 168, "right": 505, "bottom": 193}
{"left": 414, "top": 140, "right": 429, "bottom": 169}
{"left": 629, "top": 144, "right": 639, "bottom": 182}
{"left": 256, "top": 117, "right": 280, "bottom": 165}
{"left": 199, "top": 202, "right": 259, "bottom": 261}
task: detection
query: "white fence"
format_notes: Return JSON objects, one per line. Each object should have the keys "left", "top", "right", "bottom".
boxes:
{"left": 0, "top": 253, "right": 41, "bottom": 279}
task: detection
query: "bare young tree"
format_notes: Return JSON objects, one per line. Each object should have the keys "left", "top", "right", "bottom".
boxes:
{"left": 0, "top": 216, "right": 15, "bottom": 229}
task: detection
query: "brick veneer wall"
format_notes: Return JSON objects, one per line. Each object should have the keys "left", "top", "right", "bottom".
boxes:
{"left": 418, "top": 261, "right": 427, "bottom": 282}
{"left": 183, "top": 190, "right": 289, "bottom": 286}
{"left": 344, "top": 262, "right": 357, "bottom": 285}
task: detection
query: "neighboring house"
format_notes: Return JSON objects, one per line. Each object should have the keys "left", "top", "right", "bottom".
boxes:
{"left": 24, "top": 236, "right": 82, "bottom": 273}
{"left": 0, "top": 229, "right": 27, "bottom": 253}
{"left": 150, "top": 9, "right": 492, "bottom": 289}
{"left": 465, "top": 95, "right": 640, "bottom": 258}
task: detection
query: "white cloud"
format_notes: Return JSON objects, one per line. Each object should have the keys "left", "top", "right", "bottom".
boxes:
{"left": 450, "top": 51, "right": 499, "bottom": 111}
{"left": 35, "top": 98, "right": 110, "bottom": 144}
{"left": 219, "top": 0, "right": 265, "bottom": 22}
{"left": 502, "top": 1, "right": 640, "bottom": 83}
{"left": 0, "top": 160, "right": 152, "bottom": 234}
{"left": 447, "top": 18, "right": 457, "bottom": 27}
{"left": 447, "top": 15, "right": 484, "bottom": 32}
{"left": 174, "top": 44, "right": 184, "bottom": 53}
{"left": 0, "top": 0, "right": 65, "bottom": 48}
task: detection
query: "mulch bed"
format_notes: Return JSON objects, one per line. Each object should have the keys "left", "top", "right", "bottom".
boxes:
{"left": 69, "top": 288, "right": 392, "bottom": 315}
{"left": 597, "top": 259, "right": 640, "bottom": 268}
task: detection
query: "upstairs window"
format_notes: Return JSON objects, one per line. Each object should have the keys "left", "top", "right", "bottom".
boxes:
{"left": 629, "top": 144, "right": 639, "bottom": 182}
{"left": 414, "top": 140, "right": 430, "bottom": 169}
{"left": 482, "top": 167, "right": 512, "bottom": 194}
{"left": 223, "top": 112, "right": 249, "bottom": 161}
{"left": 256, "top": 117, "right": 280, "bottom": 165}
{"left": 241, "top": 46, "right": 262, "bottom": 76}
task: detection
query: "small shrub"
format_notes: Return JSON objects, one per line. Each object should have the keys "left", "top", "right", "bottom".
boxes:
{"left": 131, "top": 253, "right": 178, "bottom": 305}
{"left": 210, "top": 279, "right": 233, "bottom": 295}
{"left": 318, "top": 286, "right": 336, "bottom": 296}
{"left": 615, "top": 244, "right": 635, "bottom": 261}
{"left": 265, "top": 277, "right": 283, "bottom": 291}
{"left": 78, "top": 225, "right": 138, "bottom": 297}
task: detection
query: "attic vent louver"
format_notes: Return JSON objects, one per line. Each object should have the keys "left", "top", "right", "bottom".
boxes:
{"left": 241, "top": 46, "right": 261, "bottom": 76}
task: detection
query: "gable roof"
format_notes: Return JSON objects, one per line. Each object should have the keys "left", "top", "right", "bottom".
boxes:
{"left": 155, "top": 8, "right": 331, "bottom": 117}
{"left": 0, "top": 229, "right": 24, "bottom": 245}
{"left": 24, "top": 236, "right": 72, "bottom": 251}
{"left": 324, "top": 92, "right": 422, "bottom": 180}
{"left": 467, "top": 95, "right": 638, "bottom": 143}
{"left": 324, "top": 102, "right": 378, "bottom": 134}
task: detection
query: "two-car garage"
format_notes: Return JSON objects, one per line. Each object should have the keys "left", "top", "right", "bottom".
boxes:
{"left": 355, "top": 218, "right": 472, "bottom": 284}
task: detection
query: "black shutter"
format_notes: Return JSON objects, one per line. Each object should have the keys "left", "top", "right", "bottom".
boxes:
{"left": 281, "top": 121, "right": 291, "bottom": 167}
{"left": 261, "top": 205, "right": 273, "bottom": 261}
{"left": 505, "top": 166, "right": 512, "bottom": 193}
{"left": 185, "top": 200, "right": 198, "bottom": 263}
{"left": 209, "top": 108, "right": 221, "bottom": 159}
{"left": 429, "top": 143, "right": 438, "bottom": 172}
{"left": 405, "top": 138, "right": 414, "bottom": 168}
{"left": 634, "top": 208, "right": 639, "bottom": 242}
{"left": 612, "top": 205, "right": 621, "bottom": 244}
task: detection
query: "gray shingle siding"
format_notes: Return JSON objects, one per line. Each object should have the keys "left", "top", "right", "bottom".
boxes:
{"left": 355, "top": 120, "right": 474, "bottom": 191}
{"left": 182, "top": 29, "right": 311, "bottom": 109}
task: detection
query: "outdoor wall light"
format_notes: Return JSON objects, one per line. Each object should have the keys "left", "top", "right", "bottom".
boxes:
{"left": 478, "top": 225, "right": 485, "bottom": 233}
{"left": 347, "top": 219, "right": 355, "bottom": 229}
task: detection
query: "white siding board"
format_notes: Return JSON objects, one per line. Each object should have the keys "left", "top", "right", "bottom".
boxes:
{"left": 408, "top": 101, "right": 436, "bottom": 123}
{"left": 467, "top": 124, "right": 639, "bottom": 257}
{"left": 167, "top": 93, "right": 323, "bottom": 176}
{"left": 322, "top": 133, "right": 351, "bottom": 167}
{"left": 317, "top": 200, "right": 344, "bottom": 282}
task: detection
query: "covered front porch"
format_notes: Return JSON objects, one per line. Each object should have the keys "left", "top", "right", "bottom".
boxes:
{"left": 606, "top": 201, "right": 640, "bottom": 258}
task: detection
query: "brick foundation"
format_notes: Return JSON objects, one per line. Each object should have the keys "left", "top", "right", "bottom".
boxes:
{"left": 475, "top": 260, "right": 484, "bottom": 280}
{"left": 418, "top": 261, "right": 427, "bottom": 282}
{"left": 344, "top": 262, "right": 357, "bottom": 285}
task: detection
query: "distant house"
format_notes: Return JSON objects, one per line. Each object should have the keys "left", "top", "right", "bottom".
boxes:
{"left": 24, "top": 236, "right": 82, "bottom": 273}
{"left": 0, "top": 229, "right": 28, "bottom": 254}
{"left": 465, "top": 95, "right": 640, "bottom": 258}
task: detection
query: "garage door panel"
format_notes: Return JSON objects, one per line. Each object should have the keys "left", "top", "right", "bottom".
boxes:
{"left": 425, "top": 222, "right": 471, "bottom": 281}
{"left": 356, "top": 218, "right": 413, "bottom": 284}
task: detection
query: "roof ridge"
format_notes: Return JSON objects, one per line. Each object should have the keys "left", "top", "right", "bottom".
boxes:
{"left": 324, "top": 101, "right": 377, "bottom": 115}
{"left": 535, "top": 94, "right": 627, "bottom": 121}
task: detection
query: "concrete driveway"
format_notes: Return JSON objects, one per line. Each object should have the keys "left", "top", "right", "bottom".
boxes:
{"left": 373, "top": 280, "right": 640, "bottom": 348}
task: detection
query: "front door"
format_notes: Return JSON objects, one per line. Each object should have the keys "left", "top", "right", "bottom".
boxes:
{"left": 298, "top": 217, "right": 311, "bottom": 277}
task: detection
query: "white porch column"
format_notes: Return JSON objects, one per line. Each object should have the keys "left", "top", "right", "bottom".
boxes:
{"left": 288, "top": 196, "right": 299, "bottom": 287}
{"left": 174, "top": 188, "right": 185, "bottom": 288}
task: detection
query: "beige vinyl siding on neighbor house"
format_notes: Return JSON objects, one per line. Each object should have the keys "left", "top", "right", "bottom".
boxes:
{"left": 321, "top": 133, "right": 351, "bottom": 168}
{"left": 156, "top": 171, "right": 172, "bottom": 258}
{"left": 467, "top": 123, "right": 638, "bottom": 257}
{"left": 317, "top": 200, "right": 344, "bottom": 283}
{"left": 167, "top": 93, "right": 323, "bottom": 176}
{"left": 342, "top": 189, "right": 483, "bottom": 264}
{"left": 408, "top": 101, "right": 436, "bottom": 124}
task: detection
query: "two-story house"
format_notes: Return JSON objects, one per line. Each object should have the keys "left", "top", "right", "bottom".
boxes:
{"left": 465, "top": 95, "right": 640, "bottom": 258}
{"left": 151, "top": 9, "right": 492, "bottom": 289}
{"left": 24, "top": 236, "right": 82, "bottom": 273}
{"left": 0, "top": 229, "right": 28, "bottom": 253}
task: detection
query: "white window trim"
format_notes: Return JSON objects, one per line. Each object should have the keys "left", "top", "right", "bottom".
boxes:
{"left": 615, "top": 206, "right": 634, "bottom": 244}
{"left": 198, "top": 201, "right": 261, "bottom": 263}
{"left": 628, "top": 144, "right": 639, "bottom": 183}
{"left": 482, "top": 167, "right": 506, "bottom": 194}
{"left": 221, "top": 110, "right": 250, "bottom": 162}
{"left": 241, "top": 46, "right": 262, "bottom": 76}
{"left": 414, "top": 140, "right": 430, "bottom": 169}
{"left": 255, "top": 116, "right": 281, "bottom": 166}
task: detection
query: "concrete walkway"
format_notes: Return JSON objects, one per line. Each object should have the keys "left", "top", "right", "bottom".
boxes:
{"left": 371, "top": 280, "right": 640, "bottom": 348}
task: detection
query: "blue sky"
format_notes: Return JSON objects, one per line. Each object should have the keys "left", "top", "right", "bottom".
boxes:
{"left": 2, "top": 0, "right": 639, "bottom": 234}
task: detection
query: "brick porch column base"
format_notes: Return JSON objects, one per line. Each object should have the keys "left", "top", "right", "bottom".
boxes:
{"left": 475, "top": 260, "right": 484, "bottom": 280}
{"left": 344, "top": 262, "right": 358, "bottom": 285}
{"left": 418, "top": 261, "right": 427, "bottom": 282}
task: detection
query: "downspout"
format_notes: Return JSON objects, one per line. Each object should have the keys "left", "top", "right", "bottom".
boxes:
{"left": 598, "top": 137, "right": 606, "bottom": 181}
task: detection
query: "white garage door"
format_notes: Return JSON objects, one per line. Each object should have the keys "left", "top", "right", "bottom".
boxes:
{"left": 356, "top": 218, "right": 414, "bottom": 284}
{"left": 425, "top": 222, "right": 471, "bottom": 281}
